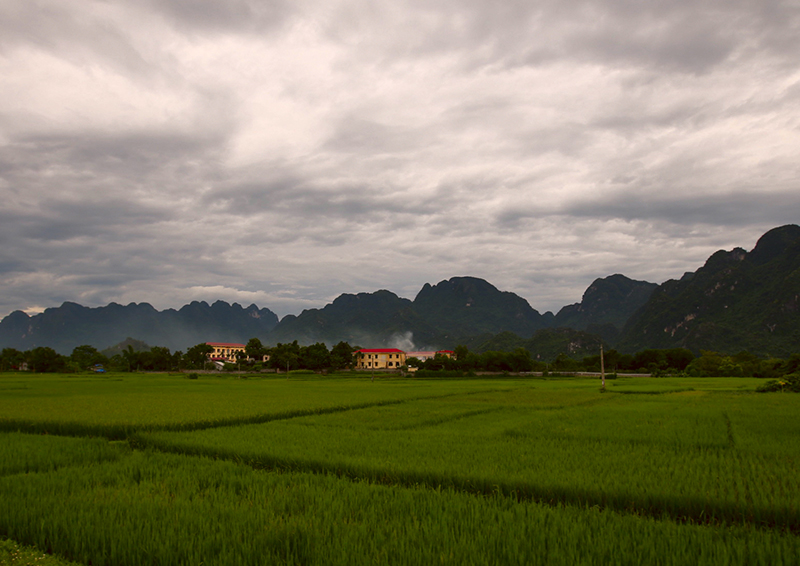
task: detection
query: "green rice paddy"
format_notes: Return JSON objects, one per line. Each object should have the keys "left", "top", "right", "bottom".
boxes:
{"left": 0, "top": 372, "right": 798, "bottom": 565}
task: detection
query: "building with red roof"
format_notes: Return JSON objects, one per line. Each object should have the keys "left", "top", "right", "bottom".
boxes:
{"left": 354, "top": 348, "right": 407, "bottom": 370}
{"left": 206, "top": 342, "right": 246, "bottom": 363}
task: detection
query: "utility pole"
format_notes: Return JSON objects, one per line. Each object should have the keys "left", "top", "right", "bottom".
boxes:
{"left": 600, "top": 345, "right": 606, "bottom": 391}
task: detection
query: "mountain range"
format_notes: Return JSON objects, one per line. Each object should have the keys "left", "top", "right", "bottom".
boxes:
{"left": 1, "top": 225, "right": 797, "bottom": 358}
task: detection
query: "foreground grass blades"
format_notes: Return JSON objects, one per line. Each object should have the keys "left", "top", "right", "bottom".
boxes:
{"left": 1, "top": 448, "right": 798, "bottom": 566}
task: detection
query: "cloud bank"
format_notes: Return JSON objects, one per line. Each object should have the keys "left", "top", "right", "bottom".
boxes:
{"left": 1, "top": 0, "right": 798, "bottom": 318}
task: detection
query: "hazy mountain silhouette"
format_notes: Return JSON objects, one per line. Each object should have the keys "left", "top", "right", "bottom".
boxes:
{"left": 1, "top": 225, "right": 797, "bottom": 356}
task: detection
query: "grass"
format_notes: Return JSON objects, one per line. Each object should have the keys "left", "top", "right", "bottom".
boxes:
{"left": 1, "top": 449, "right": 798, "bottom": 566}
{"left": 134, "top": 384, "right": 800, "bottom": 529}
{"left": 0, "top": 372, "right": 798, "bottom": 565}
{"left": 0, "top": 537, "right": 81, "bottom": 566}
{"left": 0, "top": 373, "right": 505, "bottom": 438}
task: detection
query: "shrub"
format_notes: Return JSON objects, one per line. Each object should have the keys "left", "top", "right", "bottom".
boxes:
{"left": 756, "top": 374, "right": 800, "bottom": 392}
{"left": 186, "top": 373, "right": 199, "bottom": 380}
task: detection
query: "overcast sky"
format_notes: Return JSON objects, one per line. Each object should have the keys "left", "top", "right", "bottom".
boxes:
{"left": 1, "top": 0, "right": 798, "bottom": 319}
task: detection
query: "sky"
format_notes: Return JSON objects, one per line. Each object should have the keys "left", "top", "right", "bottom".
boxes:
{"left": 1, "top": 0, "right": 799, "bottom": 320}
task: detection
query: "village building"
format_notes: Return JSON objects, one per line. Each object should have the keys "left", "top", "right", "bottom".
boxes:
{"left": 354, "top": 348, "right": 407, "bottom": 369}
{"left": 206, "top": 342, "right": 246, "bottom": 363}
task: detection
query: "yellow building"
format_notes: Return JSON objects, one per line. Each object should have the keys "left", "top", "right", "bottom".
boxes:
{"left": 206, "top": 342, "right": 246, "bottom": 363}
{"left": 355, "top": 348, "right": 407, "bottom": 369}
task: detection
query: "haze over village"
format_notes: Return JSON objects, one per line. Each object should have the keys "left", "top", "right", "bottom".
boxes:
{"left": 1, "top": 0, "right": 799, "bottom": 322}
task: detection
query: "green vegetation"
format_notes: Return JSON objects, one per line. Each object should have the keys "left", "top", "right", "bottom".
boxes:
{"left": 135, "top": 379, "right": 800, "bottom": 529}
{"left": 1, "top": 372, "right": 798, "bottom": 565}
{"left": 1, "top": 538, "right": 82, "bottom": 566}
{"left": 616, "top": 225, "right": 800, "bottom": 357}
{"left": 5, "top": 337, "right": 800, "bottom": 383}
{"left": 757, "top": 373, "right": 800, "bottom": 393}
{"left": 0, "top": 374, "right": 494, "bottom": 437}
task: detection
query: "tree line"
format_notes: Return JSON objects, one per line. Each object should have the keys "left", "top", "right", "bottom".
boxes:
{"left": 400, "top": 347, "right": 800, "bottom": 378}
{"left": 0, "top": 339, "right": 356, "bottom": 374}
{"left": 1, "top": 340, "right": 799, "bottom": 379}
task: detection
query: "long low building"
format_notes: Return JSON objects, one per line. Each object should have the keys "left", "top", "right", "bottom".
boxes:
{"left": 354, "top": 348, "right": 407, "bottom": 369}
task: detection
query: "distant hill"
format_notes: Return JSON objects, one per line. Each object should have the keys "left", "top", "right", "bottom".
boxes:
{"left": 412, "top": 277, "right": 554, "bottom": 341}
{"left": 267, "top": 290, "right": 438, "bottom": 347}
{"left": 553, "top": 274, "right": 657, "bottom": 341}
{"left": 464, "top": 328, "right": 607, "bottom": 361}
{"left": 0, "top": 301, "right": 279, "bottom": 354}
{"left": 268, "top": 277, "right": 553, "bottom": 348}
{"left": 100, "top": 337, "right": 151, "bottom": 358}
{"left": 616, "top": 225, "right": 800, "bottom": 356}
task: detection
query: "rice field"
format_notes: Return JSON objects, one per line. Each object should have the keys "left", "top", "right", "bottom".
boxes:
{"left": 0, "top": 373, "right": 499, "bottom": 437}
{"left": 1, "top": 372, "right": 798, "bottom": 565}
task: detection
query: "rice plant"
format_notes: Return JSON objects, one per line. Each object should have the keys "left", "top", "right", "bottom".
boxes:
{"left": 0, "top": 448, "right": 797, "bottom": 566}
{"left": 135, "top": 385, "right": 800, "bottom": 529}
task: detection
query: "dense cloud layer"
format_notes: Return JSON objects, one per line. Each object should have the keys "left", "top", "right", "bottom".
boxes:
{"left": 1, "top": 0, "right": 798, "bottom": 318}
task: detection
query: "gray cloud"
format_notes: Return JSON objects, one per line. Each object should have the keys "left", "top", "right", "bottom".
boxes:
{"left": 137, "top": 0, "right": 296, "bottom": 34}
{"left": 0, "top": 0, "right": 797, "bottom": 321}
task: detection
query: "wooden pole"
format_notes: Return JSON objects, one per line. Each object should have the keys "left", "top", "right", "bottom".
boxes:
{"left": 600, "top": 345, "right": 606, "bottom": 390}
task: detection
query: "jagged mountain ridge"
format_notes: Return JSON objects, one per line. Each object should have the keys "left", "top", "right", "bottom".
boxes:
{"left": 1, "top": 225, "right": 797, "bottom": 356}
{"left": 267, "top": 290, "right": 438, "bottom": 347}
{"left": 267, "top": 276, "right": 555, "bottom": 348}
{"left": 553, "top": 274, "right": 658, "bottom": 341}
{"left": 0, "top": 300, "right": 279, "bottom": 354}
{"left": 616, "top": 225, "right": 800, "bottom": 357}
{"left": 413, "top": 277, "right": 554, "bottom": 340}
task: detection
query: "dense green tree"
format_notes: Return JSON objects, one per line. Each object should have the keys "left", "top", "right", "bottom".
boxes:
{"left": 120, "top": 345, "right": 142, "bottom": 372}
{"left": 632, "top": 349, "right": 667, "bottom": 372}
{"left": 603, "top": 349, "right": 622, "bottom": 372}
{"left": 245, "top": 338, "right": 267, "bottom": 362}
{"left": 300, "top": 342, "right": 330, "bottom": 372}
{"left": 422, "top": 353, "right": 458, "bottom": 371}
{"left": 268, "top": 341, "right": 301, "bottom": 372}
{"left": 617, "top": 354, "right": 635, "bottom": 371}
{"left": 140, "top": 346, "right": 175, "bottom": 371}
{"left": 329, "top": 341, "right": 355, "bottom": 370}
{"left": 106, "top": 354, "right": 127, "bottom": 372}
{"left": 184, "top": 343, "right": 214, "bottom": 370}
{"left": 0, "top": 348, "right": 25, "bottom": 371}
{"left": 686, "top": 351, "right": 734, "bottom": 377}
{"left": 664, "top": 348, "right": 695, "bottom": 371}
{"left": 26, "top": 347, "right": 67, "bottom": 373}
{"left": 551, "top": 352, "right": 581, "bottom": 372}
{"left": 70, "top": 345, "right": 108, "bottom": 371}
{"left": 507, "top": 347, "right": 533, "bottom": 372}
{"left": 581, "top": 354, "right": 602, "bottom": 372}
{"left": 781, "top": 353, "right": 800, "bottom": 375}
{"left": 456, "top": 351, "right": 481, "bottom": 371}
